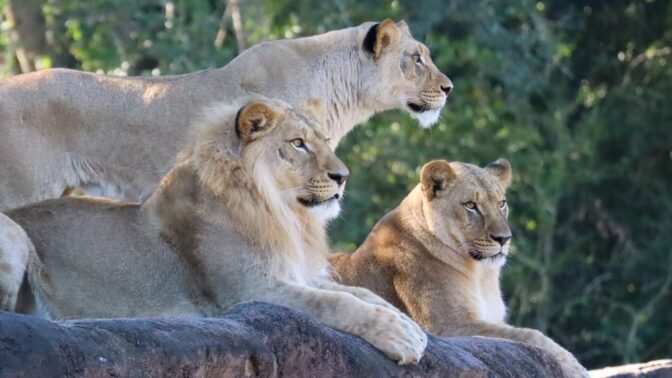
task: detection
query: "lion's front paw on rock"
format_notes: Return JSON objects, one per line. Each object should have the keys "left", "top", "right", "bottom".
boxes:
{"left": 361, "top": 305, "right": 427, "bottom": 365}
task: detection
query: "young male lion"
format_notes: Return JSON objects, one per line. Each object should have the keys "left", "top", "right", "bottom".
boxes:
{"left": 6, "top": 98, "right": 426, "bottom": 364}
{"left": 329, "top": 159, "right": 588, "bottom": 377}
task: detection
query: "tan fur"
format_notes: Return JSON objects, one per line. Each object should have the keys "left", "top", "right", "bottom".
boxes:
{"left": 6, "top": 99, "right": 427, "bottom": 364}
{"left": 329, "top": 159, "right": 589, "bottom": 377}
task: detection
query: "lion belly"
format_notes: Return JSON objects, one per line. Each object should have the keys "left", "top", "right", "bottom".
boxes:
{"left": 8, "top": 197, "right": 200, "bottom": 319}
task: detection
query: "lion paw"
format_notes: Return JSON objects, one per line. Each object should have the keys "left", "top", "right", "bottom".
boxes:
{"left": 360, "top": 305, "right": 427, "bottom": 365}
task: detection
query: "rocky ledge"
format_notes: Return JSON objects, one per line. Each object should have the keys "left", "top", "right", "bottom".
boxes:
{"left": 0, "top": 302, "right": 565, "bottom": 377}
{"left": 590, "top": 359, "right": 672, "bottom": 378}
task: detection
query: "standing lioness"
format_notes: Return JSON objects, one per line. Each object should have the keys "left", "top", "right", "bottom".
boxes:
{"left": 7, "top": 99, "right": 427, "bottom": 364}
{"left": 0, "top": 19, "right": 452, "bottom": 210}
{"left": 329, "top": 159, "right": 588, "bottom": 377}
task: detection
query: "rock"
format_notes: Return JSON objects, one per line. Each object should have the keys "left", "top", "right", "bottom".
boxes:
{"left": 0, "top": 302, "right": 565, "bottom": 377}
{"left": 590, "top": 360, "right": 672, "bottom": 378}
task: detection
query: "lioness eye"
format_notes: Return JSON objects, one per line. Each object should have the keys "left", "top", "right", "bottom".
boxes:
{"left": 290, "top": 138, "right": 309, "bottom": 152}
{"left": 413, "top": 52, "right": 424, "bottom": 65}
{"left": 463, "top": 201, "right": 477, "bottom": 211}
{"left": 499, "top": 200, "right": 507, "bottom": 209}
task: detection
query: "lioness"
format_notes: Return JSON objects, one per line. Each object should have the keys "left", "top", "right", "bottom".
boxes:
{"left": 0, "top": 19, "right": 451, "bottom": 211}
{"left": 6, "top": 99, "right": 427, "bottom": 364}
{"left": 329, "top": 159, "right": 588, "bottom": 377}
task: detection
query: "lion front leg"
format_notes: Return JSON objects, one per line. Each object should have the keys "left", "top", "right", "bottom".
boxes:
{"left": 314, "top": 278, "right": 424, "bottom": 333}
{"left": 0, "top": 214, "right": 32, "bottom": 311}
{"left": 258, "top": 280, "right": 427, "bottom": 365}
{"left": 456, "top": 321, "right": 589, "bottom": 378}
{"left": 315, "top": 278, "right": 398, "bottom": 311}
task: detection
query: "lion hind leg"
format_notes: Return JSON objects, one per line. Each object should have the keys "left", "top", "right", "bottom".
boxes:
{"left": 0, "top": 213, "right": 32, "bottom": 311}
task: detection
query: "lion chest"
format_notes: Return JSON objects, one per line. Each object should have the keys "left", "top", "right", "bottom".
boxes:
{"left": 476, "top": 294, "right": 506, "bottom": 324}
{"left": 474, "top": 268, "right": 507, "bottom": 324}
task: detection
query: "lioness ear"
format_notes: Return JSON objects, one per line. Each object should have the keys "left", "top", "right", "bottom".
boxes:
{"left": 420, "top": 160, "right": 456, "bottom": 200}
{"left": 363, "top": 19, "right": 401, "bottom": 59}
{"left": 301, "top": 98, "right": 328, "bottom": 125}
{"left": 485, "top": 158, "right": 512, "bottom": 188}
{"left": 235, "top": 101, "right": 280, "bottom": 143}
{"left": 397, "top": 20, "right": 410, "bottom": 35}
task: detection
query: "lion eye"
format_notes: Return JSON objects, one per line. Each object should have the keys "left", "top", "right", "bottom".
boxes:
{"left": 463, "top": 201, "right": 477, "bottom": 211}
{"left": 290, "top": 138, "right": 309, "bottom": 152}
{"left": 413, "top": 52, "right": 424, "bottom": 65}
{"left": 499, "top": 200, "right": 507, "bottom": 209}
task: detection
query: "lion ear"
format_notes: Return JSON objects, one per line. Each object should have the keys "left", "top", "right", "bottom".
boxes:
{"left": 363, "top": 19, "right": 402, "bottom": 59}
{"left": 420, "top": 160, "right": 456, "bottom": 200}
{"left": 235, "top": 101, "right": 281, "bottom": 143}
{"left": 485, "top": 158, "right": 512, "bottom": 188}
{"left": 301, "top": 98, "right": 328, "bottom": 125}
{"left": 396, "top": 20, "right": 411, "bottom": 35}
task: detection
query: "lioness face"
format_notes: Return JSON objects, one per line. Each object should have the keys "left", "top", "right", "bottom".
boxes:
{"left": 236, "top": 101, "right": 349, "bottom": 222}
{"left": 420, "top": 159, "right": 513, "bottom": 265}
{"left": 363, "top": 20, "right": 453, "bottom": 128}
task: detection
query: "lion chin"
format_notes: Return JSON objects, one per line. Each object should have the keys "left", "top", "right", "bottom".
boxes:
{"left": 407, "top": 104, "right": 442, "bottom": 128}
{"left": 299, "top": 195, "right": 342, "bottom": 221}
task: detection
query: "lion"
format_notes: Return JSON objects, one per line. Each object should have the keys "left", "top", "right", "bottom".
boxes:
{"left": 0, "top": 19, "right": 451, "bottom": 306}
{"left": 5, "top": 98, "right": 427, "bottom": 364}
{"left": 328, "top": 159, "right": 589, "bottom": 377}
{"left": 0, "top": 19, "right": 451, "bottom": 211}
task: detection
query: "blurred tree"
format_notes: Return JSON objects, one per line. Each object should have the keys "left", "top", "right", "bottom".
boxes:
{"left": 2, "top": 0, "right": 75, "bottom": 72}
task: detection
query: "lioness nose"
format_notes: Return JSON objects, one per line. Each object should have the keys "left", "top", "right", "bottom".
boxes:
{"left": 491, "top": 234, "right": 511, "bottom": 246}
{"left": 441, "top": 83, "right": 453, "bottom": 95}
{"left": 328, "top": 172, "right": 348, "bottom": 185}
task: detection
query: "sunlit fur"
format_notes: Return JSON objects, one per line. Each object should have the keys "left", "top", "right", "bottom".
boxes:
{"left": 330, "top": 159, "right": 589, "bottom": 377}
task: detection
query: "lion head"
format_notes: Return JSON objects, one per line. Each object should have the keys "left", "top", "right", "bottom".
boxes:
{"left": 186, "top": 98, "right": 348, "bottom": 221}
{"left": 179, "top": 98, "right": 349, "bottom": 280}
{"left": 419, "top": 159, "right": 512, "bottom": 265}
{"left": 362, "top": 19, "right": 453, "bottom": 128}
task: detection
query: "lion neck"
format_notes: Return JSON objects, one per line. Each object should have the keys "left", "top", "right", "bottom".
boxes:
{"left": 222, "top": 25, "right": 394, "bottom": 145}
{"left": 397, "top": 186, "right": 504, "bottom": 285}
{"left": 157, "top": 156, "right": 328, "bottom": 283}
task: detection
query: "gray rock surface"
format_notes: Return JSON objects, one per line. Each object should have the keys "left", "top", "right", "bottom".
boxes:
{"left": 590, "top": 359, "right": 672, "bottom": 378}
{"left": 0, "top": 302, "right": 565, "bottom": 377}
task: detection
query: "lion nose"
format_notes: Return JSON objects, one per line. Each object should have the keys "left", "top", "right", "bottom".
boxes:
{"left": 441, "top": 83, "right": 453, "bottom": 95}
{"left": 491, "top": 234, "right": 511, "bottom": 246}
{"left": 328, "top": 172, "right": 348, "bottom": 185}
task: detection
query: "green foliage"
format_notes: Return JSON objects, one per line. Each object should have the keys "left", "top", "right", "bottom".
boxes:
{"left": 1, "top": 0, "right": 670, "bottom": 369}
